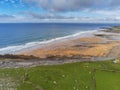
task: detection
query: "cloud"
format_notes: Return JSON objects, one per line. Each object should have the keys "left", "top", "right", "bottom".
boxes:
{"left": 17, "top": 11, "right": 120, "bottom": 23}
{"left": 0, "top": 14, "right": 27, "bottom": 23}
{"left": 21, "top": 0, "right": 120, "bottom": 22}
{"left": 110, "top": 0, "right": 120, "bottom": 7}
{"left": 0, "top": 14, "right": 15, "bottom": 20}
{"left": 22, "top": 11, "right": 74, "bottom": 19}
{"left": 0, "top": 14, "right": 15, "bottom": 18}
{"left": 22, "top": 0, "right": 120, "bottom": 12}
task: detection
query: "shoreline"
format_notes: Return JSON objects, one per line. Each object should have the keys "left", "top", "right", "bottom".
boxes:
{"left": 0, "top": 29, "right": 98, "bottom": 55}
{"left": 20, "top": 28, "right": 120, "bottom": 59}
{"left": 1, "top": 26, "right": 120, "bottom": 68}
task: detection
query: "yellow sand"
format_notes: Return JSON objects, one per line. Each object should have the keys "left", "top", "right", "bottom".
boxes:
{"left": 20, "top": 37, "right": 119, "bottom": 58}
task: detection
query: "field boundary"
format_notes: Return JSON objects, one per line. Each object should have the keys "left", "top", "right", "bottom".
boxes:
{"left": 92, "top": 68, "right": 120, "bottom": 90}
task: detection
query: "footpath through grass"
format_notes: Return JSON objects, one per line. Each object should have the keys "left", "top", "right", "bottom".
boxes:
{"left": 0, "top": 60, "right": 120, "bottom": 90}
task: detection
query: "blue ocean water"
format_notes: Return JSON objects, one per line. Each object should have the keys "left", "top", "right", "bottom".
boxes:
{"left": 0, "top": 23, "right": 120, "bottom": 54}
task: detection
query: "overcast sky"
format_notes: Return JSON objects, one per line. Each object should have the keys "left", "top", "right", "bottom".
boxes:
{"left": 0, "top": 0, "right": 120, "bottom": 22}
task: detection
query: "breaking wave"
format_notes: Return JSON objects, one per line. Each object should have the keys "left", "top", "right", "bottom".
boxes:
{"left": 0, "top": 30, "right": 98, "bottom": 54}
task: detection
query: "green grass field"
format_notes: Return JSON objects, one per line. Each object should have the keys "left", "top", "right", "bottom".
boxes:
{"left": 0, "top": 60, "right": 120, "bottom": 90}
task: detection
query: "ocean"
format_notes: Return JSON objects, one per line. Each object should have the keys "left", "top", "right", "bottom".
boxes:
{"left": 0, "top": 23, "right": 120, "bottom": 54}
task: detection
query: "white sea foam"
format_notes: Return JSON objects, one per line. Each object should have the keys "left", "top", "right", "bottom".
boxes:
{"left": 0, "top": 30, "right": 98, "bottom": 54}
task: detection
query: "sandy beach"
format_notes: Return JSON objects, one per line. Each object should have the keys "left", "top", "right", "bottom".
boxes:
{"left": 0, "top": 26, "right": 120, "bottom": 68}
{"left": 19, "top": 27, "right": 120, "bottom": 60}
